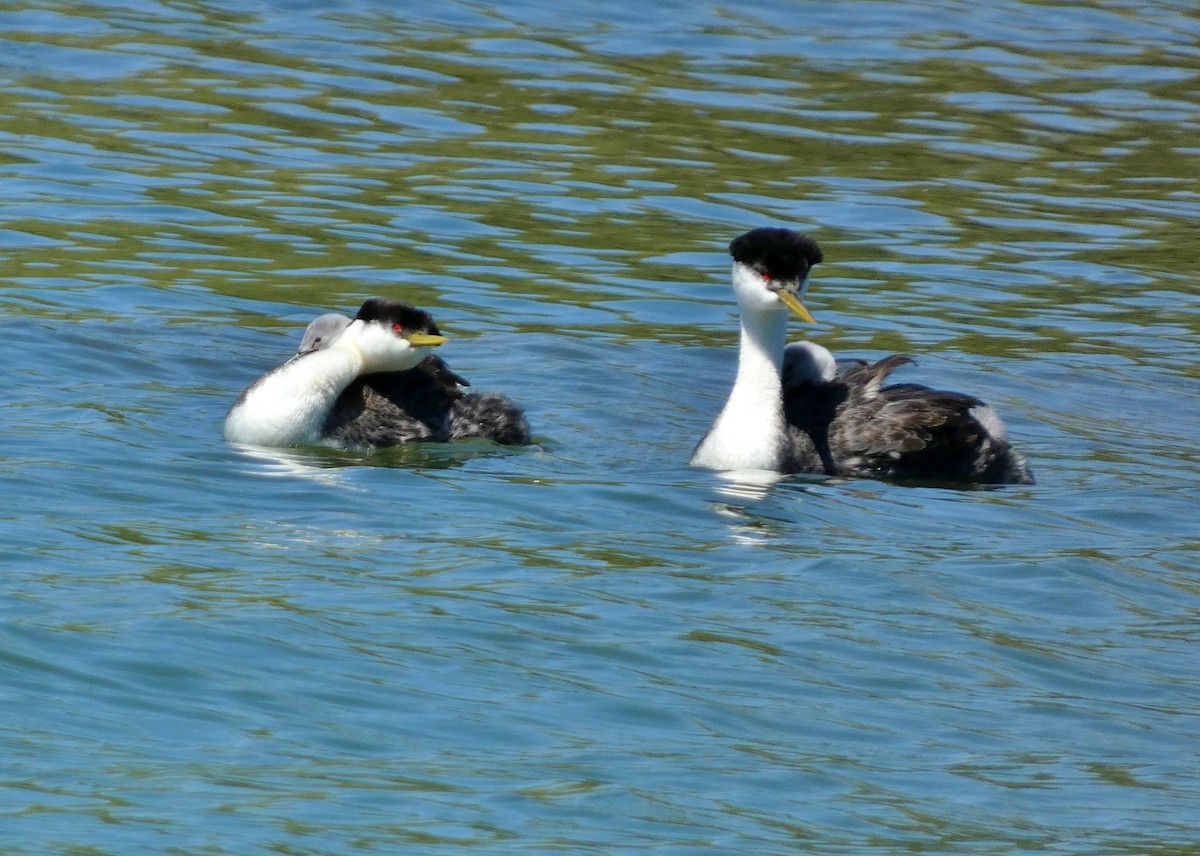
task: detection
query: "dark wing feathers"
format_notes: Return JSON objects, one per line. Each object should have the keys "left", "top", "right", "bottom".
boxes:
{"left": 450, "top": 392, "right": 532, "bottom": 445}
{"left": 842, "top": 354, "right": 916, "bottom": 402}
{"left": 321, "top": 354, "right": 530, "bottom": 449}
{"left": 322, "top": 355, "right": 461, "bottom": 446}
{"left": 785, "top": 354, "right": 1033, "bottom": 485}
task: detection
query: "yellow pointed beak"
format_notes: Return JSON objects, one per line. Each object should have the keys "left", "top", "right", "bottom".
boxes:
{"left": 406, "top": 333, "right": 448, "bottom": 348}
{"left": 778, "top": 289, "right": 815, "bottom": 324}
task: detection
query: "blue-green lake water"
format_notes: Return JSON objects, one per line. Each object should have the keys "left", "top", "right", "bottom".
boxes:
{"left": 3, "top": 0, "right": 1199, "bottom": 852}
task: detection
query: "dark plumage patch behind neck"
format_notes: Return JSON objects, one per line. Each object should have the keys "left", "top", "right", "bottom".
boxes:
{"left": 354, "top": 298, "right": 441, "bottom": 335}
{"left": 729, "top": 228, "right": 823, "bottom": 283}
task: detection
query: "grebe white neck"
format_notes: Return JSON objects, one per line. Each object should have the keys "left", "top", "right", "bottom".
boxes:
{"left": 225, "top": 300, "right": 446, "bottom": 448}
{"left": 691, "top": 228, "right": 823, "bottom": 474}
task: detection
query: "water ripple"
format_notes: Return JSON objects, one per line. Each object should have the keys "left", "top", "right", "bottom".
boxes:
{"left": 2, "top": 0, "right": 1199, "bottom": 852}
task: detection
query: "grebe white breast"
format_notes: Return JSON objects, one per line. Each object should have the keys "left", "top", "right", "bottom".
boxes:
{"left": 224, "top": 298, "right": 447, "bottom": 448}
{"left": 691, "top": 227, "right": 1034, "bottom": 485}
{"left": 690, "top": 227, "right": 821, "bottom": 474}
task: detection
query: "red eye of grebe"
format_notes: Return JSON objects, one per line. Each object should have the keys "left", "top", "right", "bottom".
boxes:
{"left": 392, "top": 323, "right": 404, "bottom": 333}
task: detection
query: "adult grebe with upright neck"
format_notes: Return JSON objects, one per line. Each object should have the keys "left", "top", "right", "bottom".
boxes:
{"left": 691, "top": 227, "right": 1033, "bottom": 485}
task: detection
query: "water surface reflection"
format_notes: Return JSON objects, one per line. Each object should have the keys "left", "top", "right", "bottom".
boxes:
{"left": 2, "top": 0, "right": 1199, "bottom": 852}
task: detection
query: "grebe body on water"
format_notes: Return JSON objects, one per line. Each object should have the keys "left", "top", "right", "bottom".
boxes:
{"left": 288, "top": 311, "right": 530, "bottom": 448}
{"left": 225, "top": 298, "right": 446, "bottom": 448}
{"left": 691, "top": 227, "right": 1033, "bottom": 485}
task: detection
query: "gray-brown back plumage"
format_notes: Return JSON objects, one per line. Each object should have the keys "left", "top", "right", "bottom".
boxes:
{"left": 782, "top": 342, "right": 1033, "bottom": 485}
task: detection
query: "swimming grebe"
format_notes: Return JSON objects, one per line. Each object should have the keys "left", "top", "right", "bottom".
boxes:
{"left": 690, "top": 227, "right": 821, "bottom": 473}
{"left": 691, "top": 227, "right": 1034, "bottom": 485}
{"left": 224, "top": 298, "right": 447, "bottom": 448}
{"left": 293, "top": 312, "right": 531, "bottom": 448}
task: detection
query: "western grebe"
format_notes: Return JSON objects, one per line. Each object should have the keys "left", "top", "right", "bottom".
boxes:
{"left": 691, "top": 227, "right": 1034, "bottom": 485}
{"left": 291, "top": 311, "right": 531, "bottom": 448}
{"left": 225, "top": 298, "right": 447, "bottom": 448}
{"left": 690, "top": 227, "right": 821, "bottom": 473}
